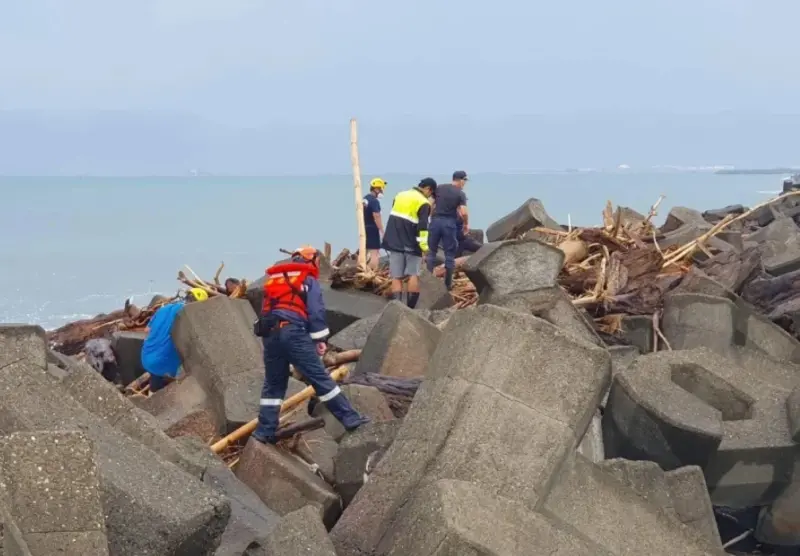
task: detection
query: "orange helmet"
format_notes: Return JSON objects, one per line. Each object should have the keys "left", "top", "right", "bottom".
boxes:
{"left": 292, "top": 245, "right": 321, "bottom": 267}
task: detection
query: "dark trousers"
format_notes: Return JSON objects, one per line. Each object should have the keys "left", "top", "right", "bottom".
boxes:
{"left": 253, "top": 323, "right": 364, "bottom": 442}
{"left": 426, "top": 217, "right": 458, "bottom": 272}
{"left": 149, "top": 374, "right": 172, "bottom": 393}
{"left": 456, "top": 235, "right": 482, "bottom": 257}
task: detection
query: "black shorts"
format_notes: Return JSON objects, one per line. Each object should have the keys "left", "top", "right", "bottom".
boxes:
{"left": 366, "top": 227, "right": 381, "bottom": 250}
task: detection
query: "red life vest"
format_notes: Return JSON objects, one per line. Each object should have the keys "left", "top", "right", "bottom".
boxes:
{"left": 261, "top": 261, "right": 320, "bottom": 318}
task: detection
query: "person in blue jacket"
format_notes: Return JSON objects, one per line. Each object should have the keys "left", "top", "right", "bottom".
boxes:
{"left": 141, "top": 287, "right": 208, "bottom": 392}
{"left": 252, "top": 246, "right": 369, "bottom": 444}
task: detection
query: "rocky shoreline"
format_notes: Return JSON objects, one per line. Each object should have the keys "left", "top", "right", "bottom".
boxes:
{"left": 5, "top": 186, "right": 800, "bottom": 554}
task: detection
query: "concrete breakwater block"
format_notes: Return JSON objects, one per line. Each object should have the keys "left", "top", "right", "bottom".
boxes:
{"left": 173, "top": 296, "right": 265, "bottom": 434}
{"left": 312, "top": 383, "right": 395, "bottom": 442}
{"left": 0, "top": 430, "right": 109, "bottom": 556}
{"left": 260, "top": 505, "right": 337, "bottom": 556}
{"left": 603, "top": 347, "right": 795, "bottom": 508}
{"left": 485, "top": 197, "right": 561, "bottom": 242}
{"left": 0, "top": 326, "right": 231, "bottom": 555}
{"left": 111, "top": 330, "right": 147, "bottom": 386}
{"left": 464, "top": 238, "right": 565, "bottom": 304}
{"left": 235, "top": 439, "right": 341, "bottom": 530}
{"left": 334, "top": 420, "right": 401, "bottom": 508}
{"left": 354, "top": 301, "right": 441, "bottom": 379}
{"left": 331, "top": 305, "right": 614, "bottom": 555}
{"left": 747, "top": 216, "right": 800, "bottom": 276}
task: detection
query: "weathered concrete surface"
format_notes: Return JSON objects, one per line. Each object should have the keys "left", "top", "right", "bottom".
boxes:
{"left": 485, "top": 197, "right": 561, "bottom": 242}
{"left": 1, "top": 324, "right": 47, "bottom": 369}
{"left": 261, "top": 505, "right": 337, "bottom": 556}
{"left": 1, "top": 503, "right": 34, "bottom": 555}
{"left": 756, "top": 478, "right": 800, "bottom": 546}
{"left": 172, "top": 437, "right": 280, "bottom": 556}
{"left": 111, "top": 330, "right": 147, "bottom": 386}
{"left": 328, "top": 314, "right": 381, "bottom": 352}
{"left": 173, "top": 296, "right": 265, "bottom": 433}
{"left": 294, "top": 427, "right": 339, "bottom": 484}
{"left": 330, "top": 305, "right": 611, "bottom": 555}
{"left": 620, "top": 314, "right": 653, "bottom": 352}
{"left": 381, "top": 479, "right": 606, "bottom": 556}
{"left": 0, "top": 431, "right": 109, "bottom": 555}
{"left": 464, "top": 239, "right": 565, "bottom": 304}
{"left": 601, "top": 459, "right": 723, "bottom": 551}
{"left": 234, "top": 439, "right": 341, "bottom": 529}
{"left": 135, "top": 375, "right": 218, "bottom": 440}
{"left": 576, "top": 411, "right": 604, "bottom": 463}
{"left": 543, "top": 454, "right": 720, "bottom": 555}
{"left": 603, "top": 347, "right": 795, "bottom": 508}
{"left": 312, "top": 384, "right": 395, "bottom": 442}
{"left": 662, "top": 292, "right": 800, "bottom": 365}
{"left": 334, "top": 421, "right": 401, "bottom": 507}
{"left": 60, "top": 358, "right": 206, "bottom": 478}
{"left": 658, "top": 206, "right": 739, "bottom": 254}
{"left": 354, "top": 301, "right": 440, "bottom": 379}
{"left": 415, "top": 270, "right": 453, "bottom": 311}
{"left": 0, "top": 326, "right": 231, "bottom": 556}
{"left": 747, "top": 216, "right": 800, "bottom": 276}
{"left": 788, "top": 385, "right": 800, "bottom": 442}
{"left": 320, "top": 284, "right": 390, "bottom": 337}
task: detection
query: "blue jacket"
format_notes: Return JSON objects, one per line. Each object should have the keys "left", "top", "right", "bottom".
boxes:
{"left": 141, "top": 301, "right": 185, "bottom": 377}
{"left": 271, "top": 275, "right": 330, "bottom": 341}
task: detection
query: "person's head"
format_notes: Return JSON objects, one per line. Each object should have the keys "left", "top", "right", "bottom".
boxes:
{"left": 224, "top": 278, "right": 241, "bottom": 294}
{"left": 369, "top": 177, "right": 388, "bottom": 199}
{"left": 452, "top": 170, "right": 468, "bottom": 188}
{"left": 417, "top": 177, "right": 438, "bottom": 198}
{"left": 186, "top": 287, "right": 209, "bottom": 303}
{"left": 292, "top": 245, "right": 321, "bottom": 269}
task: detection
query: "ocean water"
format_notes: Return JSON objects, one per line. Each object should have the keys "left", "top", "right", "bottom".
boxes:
{"left": 0, "top": 172, "right": 785, "bottom": 330}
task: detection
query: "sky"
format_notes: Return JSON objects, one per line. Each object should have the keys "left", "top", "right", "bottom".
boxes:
{"left": 1, "top": 1, "right": 799, "bottom": 173}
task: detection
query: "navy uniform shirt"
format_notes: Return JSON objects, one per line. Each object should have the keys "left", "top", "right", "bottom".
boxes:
{"left": 432, "top": 184, "right": 467, "bottom": 219}
{"left": 362, "top": 193, "right": 381, "bottom": 229}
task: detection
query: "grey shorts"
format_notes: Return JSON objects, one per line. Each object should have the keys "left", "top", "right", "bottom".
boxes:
{"left": 388, "top": 251, "right": 422, "bottom": 278}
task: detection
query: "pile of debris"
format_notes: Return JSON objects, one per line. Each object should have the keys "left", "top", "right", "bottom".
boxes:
{"left": 7, "top": 186, "right": 800, "bottom": 554}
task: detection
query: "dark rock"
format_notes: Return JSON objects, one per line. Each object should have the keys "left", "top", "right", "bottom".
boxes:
{"left": 111, "top": 330, "right": 147, "bottom": 386}
{"left": 485, "top": 198, "right": 561, "bottom": 242}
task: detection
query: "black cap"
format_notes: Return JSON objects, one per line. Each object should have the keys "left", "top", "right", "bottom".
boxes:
{"left": 418, "top": 177, "right": 437, "bottom": 191}
{"left": 452, "top": 170, "right": 468, "bottom": 181}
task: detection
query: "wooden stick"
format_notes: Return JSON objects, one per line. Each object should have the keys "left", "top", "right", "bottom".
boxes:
{"left": 274, "top": 417, "right": 325, "bottom": 440}
{"left": 324, "top": 242, "right": 332, "bottom": 262}
{"left": 322, "top": 349, "right": 361, "bottom": 367}
{"left": 350, "top": 118, "right": 367, "bottom": 270}
{"left": 213, "top": 262, "right": 225, "bottom": 286}
{"left": 643, "top": 195, "right": 665, "bottom": 225}
{"left": 210, "top": 365, "right": 351, "bottom": 454}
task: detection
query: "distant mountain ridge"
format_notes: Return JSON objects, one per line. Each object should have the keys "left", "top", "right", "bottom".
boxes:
{"left": 1, "top": 110, "right": 798, "bottom": 175}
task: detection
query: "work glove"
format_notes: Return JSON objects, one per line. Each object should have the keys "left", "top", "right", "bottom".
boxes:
{"left": 417, "top": 231, "right": 429, "bottom": 253}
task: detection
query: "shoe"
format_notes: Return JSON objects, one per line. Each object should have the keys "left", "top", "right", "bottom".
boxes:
{"left": 250, "top": 433, "right": 277, "bottom": 445}
{"left": 344, "top": 415, "right": 371, "bottom": 432}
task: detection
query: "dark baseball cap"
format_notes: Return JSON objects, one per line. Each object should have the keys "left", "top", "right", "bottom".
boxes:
{"left": 418, "top": 177, "right": 438, "bottom": 191}
{"left": 452, "top": 170, "right": 468, "bottom": 181}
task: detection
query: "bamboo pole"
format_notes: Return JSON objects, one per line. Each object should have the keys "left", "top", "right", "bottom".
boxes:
{"left": 210, "top": 365, "right": 351, "bottom": 454}
{"left": 350, "top": 118, "right": 367, "bottom": 269}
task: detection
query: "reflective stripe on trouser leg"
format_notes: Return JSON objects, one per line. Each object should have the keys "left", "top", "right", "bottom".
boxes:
{"left": 260, "top": 398, "right": 283, "bottom": 406}
{"left": 318, "top": 386, "right": 341, "bottom": 402}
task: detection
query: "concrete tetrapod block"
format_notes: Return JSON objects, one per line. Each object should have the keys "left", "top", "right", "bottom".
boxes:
{"left": 787, "top": 385, "right": 800, "bottom": 442}
{"left": 353, "top": 301, "right": 441, "bottom": 378}
{"left": 261, "top": 505, "right": 337, "bottom": 556}
{"left": 234, "top": 439, "right": 341, "bottom": 529}
{"left": 0, "top": 344, "right": 230, "bottom": 555}
{"left": 756, "top": 478, "right": 800, "bottom": 546}
{"left": 662, "top": 292, "right": 800, "bottom": 366}
{"left": 381, "top": 478, "right": 606, "bottom": 556}
{"left": 327, "top": 314, "right": 381, "bottom": 351}
{"left": 603, "top": 347, "right": 796, "bottom": 508}
{"left": 0, "top": 431, "right": 109, "bottom": 555}
{"left": 485, "top": 285, "right": 603, "bottom": 346}
{"left": 312, "top": 384, "right": 395, "bottom": 442}
{"left": 60, "top": 358, "right": 207, "bottom": 478}
{"left": 330, "top": 305, "right": 611, "bottom": 556}
{"left": 464, "top": 238, "right": 564, "bottom": 304}
{"left": 320, "top": 283, "right": 390, "bottom": 337}
{"left": 0, "top": 324, "right": 47, "bottom": 369}
{"left": 485, "top": 197, "right": 561, "bottom": 242}
{"left": 110, "top": 330, "right": 147, "bottom": 386}
{"left": 293, "top": 427, "right": 339, "bottom": 484}
{"left": 173, "top": 296, "right": 265, "bottom": 434}
{"left": 334, "top": 421, "right": 402, "bottom": 507}
{"left": 135, "top": 375, "right": 218, "bottom": 441}
{"left": 543, "top": 454, "right": 720, "bottom": 555}
{"left": 747, "top": 216, "right": 800, "bottom": 276}
{"left": 415, "top": 269, "right": 453, "bottom": 310}
{"left": 600, "top": 459, "right": 723, "bottom": 551}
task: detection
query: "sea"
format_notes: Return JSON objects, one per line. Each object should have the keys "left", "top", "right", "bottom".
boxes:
{"left": 0, "top": 172, "right": 787, "bottom": 330}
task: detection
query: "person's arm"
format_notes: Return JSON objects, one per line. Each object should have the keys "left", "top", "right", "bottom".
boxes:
{"left": 373, "top": 198, "right": 384, "bottom": 235}
{"left": 304, "top": 277, "right": 330, "bottom": 341}
{"left": 457, "top": 191, "right": 469, "bottom": 232}
{"left": 416, "top": 202, "right": 431, "bottom": 252}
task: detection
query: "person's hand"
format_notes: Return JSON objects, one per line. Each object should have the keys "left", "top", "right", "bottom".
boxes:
{"left": 462, "top": 224, "right": 470, "bottom": 235}
{"left": 316, "top": 342, "right": 327, "bottom": 357}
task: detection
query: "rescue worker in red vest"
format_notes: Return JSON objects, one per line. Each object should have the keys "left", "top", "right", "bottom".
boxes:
{"left": 252, "top": 246, "right": 369, "bottom": 444}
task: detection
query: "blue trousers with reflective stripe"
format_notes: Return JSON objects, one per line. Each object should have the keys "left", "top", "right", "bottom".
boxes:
{"left": 253, "top": 322, "right": 364, "bottom": 442}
